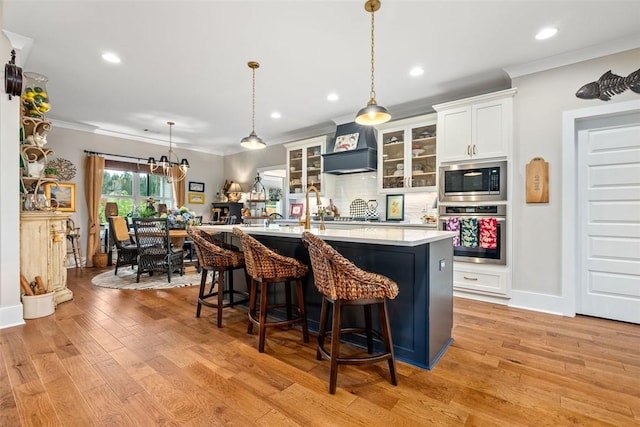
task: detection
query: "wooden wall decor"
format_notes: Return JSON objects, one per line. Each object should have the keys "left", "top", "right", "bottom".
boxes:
{"left": 575, "top": 68, "right": 640, "bottom": 101}
{"left": 526, "top": 157, "right": 549, "bottom": 203}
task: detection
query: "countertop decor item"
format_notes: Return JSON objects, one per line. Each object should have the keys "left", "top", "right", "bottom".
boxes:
{"left": 240, "top": 61, "right": 267, "bottom": 149}
{"left": 354, "top": 0, "right": 391, "bottom": 126}
{"left": 349, "top": 198, "right": 368, "bottom": 217}
{"left": 147, "top": 121, "right": 190, "bottom": 183}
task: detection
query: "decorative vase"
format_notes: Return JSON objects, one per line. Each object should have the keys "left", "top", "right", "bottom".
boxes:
{"left": 22, "top": 72, "right": 52, "bottom": 119}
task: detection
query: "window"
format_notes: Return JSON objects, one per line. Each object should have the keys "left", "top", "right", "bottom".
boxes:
{"left": 99, "top": 160, "right": 173, "bottom": 223}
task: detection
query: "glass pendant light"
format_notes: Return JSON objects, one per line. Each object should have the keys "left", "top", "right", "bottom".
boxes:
{"left": 355, "top": 0, "right": 391, "bottom": 126}
{"left": 240, "top": 61, "right": 267, "bottom": 149}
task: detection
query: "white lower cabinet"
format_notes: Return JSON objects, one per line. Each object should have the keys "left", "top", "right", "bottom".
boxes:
{"left": 453, "top": 263, "right": 509, "bottom": 298}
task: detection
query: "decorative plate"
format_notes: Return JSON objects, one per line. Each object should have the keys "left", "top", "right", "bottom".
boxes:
{"left": 46, "top": 157, "right": 76, "bottom": 181}
{"left": 349, "top": 198, "right": 368, "bottom": 217}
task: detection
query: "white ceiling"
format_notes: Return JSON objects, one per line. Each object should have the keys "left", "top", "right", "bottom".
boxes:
{"left": 3, "top": 1, "right": 640, "bottom": 156}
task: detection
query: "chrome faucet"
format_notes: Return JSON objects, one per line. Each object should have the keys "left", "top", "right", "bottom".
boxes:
{"left": 301, "top": 185, "right": 325, "bottom": 231}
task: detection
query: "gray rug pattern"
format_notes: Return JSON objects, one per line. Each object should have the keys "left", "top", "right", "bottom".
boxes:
{"left": 91, "top": 268, "right": 203, "bottom": 290}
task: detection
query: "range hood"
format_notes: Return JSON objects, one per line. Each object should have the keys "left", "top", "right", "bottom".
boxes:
{"left": 322, "top": 122, "right": 378, "bottom": 174}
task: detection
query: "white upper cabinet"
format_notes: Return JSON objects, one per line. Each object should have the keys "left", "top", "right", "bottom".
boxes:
{"left": 376, "top": 113, "right": 438, "bottom": 193}
{"left": 434, "top": 88, "right": 516, "bottom": 163}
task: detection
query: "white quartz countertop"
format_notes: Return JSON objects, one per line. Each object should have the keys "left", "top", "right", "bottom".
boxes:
{"left": 275, "top": 219, "right": 438, "bottom": 228}
{"left": 198, "top": 224, "right": 456, "bottom": 247}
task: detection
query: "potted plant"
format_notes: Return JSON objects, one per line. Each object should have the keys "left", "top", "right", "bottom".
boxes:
{"left": 43, "top": 167, "right": 59, "bottom": 179}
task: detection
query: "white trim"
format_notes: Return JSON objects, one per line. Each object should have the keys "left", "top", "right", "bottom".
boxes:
{"left": 561, "top": 100, "right": 640, "bottom": 317}
{"left": 504, "top": 34, "right": 640, "bottom": 78}
{"left": 0, "top": 305, "right": 26, "bottom": 329}
{"left": 509, "top": 290, "right": 570, "bottom": 317}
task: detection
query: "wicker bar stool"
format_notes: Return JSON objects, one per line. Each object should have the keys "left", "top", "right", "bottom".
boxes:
{"left": 187, "top": 228, "right": 249, "bottom": 328}
{"left": 233, "top": 227, "right": 309, "bottom": 353}
{"left": 301, "top": 231, "right": 399, "bottom": 394}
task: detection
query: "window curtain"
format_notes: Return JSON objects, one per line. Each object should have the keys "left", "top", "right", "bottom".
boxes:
{"left": 172, "top": 165, "right": 186, "bottom": 207}
{"left": 84, "top": 154, "right": 105, "bottom": 266}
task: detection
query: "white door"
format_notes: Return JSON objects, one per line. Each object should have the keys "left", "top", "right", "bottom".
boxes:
{"left": 577, "top": 112, "right": 640, "bottom": 324}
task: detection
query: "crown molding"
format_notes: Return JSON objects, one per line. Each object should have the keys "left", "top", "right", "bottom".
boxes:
{"left": 504, "top": 34, "right": 640, "bottom": 79}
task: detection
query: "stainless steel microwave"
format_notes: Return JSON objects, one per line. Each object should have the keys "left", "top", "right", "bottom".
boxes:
{"left": 439, "top": 160, "right": 507, "bottom": 203}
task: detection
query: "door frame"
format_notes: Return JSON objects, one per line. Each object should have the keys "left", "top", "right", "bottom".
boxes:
{"left": 561, "top": 99, "right": 640, "bottom": 316}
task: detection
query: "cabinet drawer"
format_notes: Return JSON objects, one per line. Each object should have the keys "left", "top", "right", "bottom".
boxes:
{"left": 453, "top": 267, "right": 507, "bottom": 295}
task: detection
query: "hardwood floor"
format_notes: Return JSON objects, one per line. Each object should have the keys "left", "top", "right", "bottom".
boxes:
{"left": 1, "top": 267, "right": 639, "bottom": 426}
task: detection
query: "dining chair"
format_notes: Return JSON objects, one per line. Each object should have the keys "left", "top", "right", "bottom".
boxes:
{"left": 107, "top": 216, "right": 138, "bottom": 274}
{"left": 132, "top": 217, "right": 184, "bottom": 283}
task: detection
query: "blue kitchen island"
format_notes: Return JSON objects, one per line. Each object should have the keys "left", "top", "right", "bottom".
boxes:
{"left": 199, "top": 224, "right": 456, "bottom": 370}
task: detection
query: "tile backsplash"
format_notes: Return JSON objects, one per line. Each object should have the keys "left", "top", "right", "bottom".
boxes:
{"left": 326, "top": 172, "right": 437, "bottom": 223}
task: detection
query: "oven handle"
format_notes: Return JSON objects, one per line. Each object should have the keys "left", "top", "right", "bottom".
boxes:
{"left": 439, "top": 216, "right": 506, "bottom": 222}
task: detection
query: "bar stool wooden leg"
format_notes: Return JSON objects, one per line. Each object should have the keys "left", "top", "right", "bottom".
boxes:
{"left": 329, "top": 299, "right": 342, "bottom": 395}
{"left": 217, "top": 269, "right": 225, "bottom": 328}
{"left": 247, "top": 279, "right": 258, "bottom": 334}
{"left": 258, "top": 281, "right": 269, "bottom": 353}
{"left": 295, "top": 278, "right": 309, "bottom": 343}
{"left": 317, "top": 297, "right": 329, "bottom": 361}
{"left": 364, "top": 304, "right": 373, "bottom": 354}
{"left": 196, "top": 268, "right": 208, "bottom": 317}
{"left": 379, "top": 300, "right": 398, "bottom": 385}
{"left": 285, "top": 281, "right": 292, "bottom": 320}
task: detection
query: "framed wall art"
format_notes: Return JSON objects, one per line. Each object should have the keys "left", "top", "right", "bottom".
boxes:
{"left": 333, "top": 132, "right": 359, "bottom": 152}
{"left": 289, "top": 203, "right": 304, "bottom": 218}
{"left": 45, "top": 182, "right": 76, "bottom": 212}
{"left": 188, "top": 181, "right": 205, "bottom": 192}
{"left": 385, "top": 194, "right": 404, "bottom": 221}
{"left": 188, "top": 192, "right": 206, "bottom": 204}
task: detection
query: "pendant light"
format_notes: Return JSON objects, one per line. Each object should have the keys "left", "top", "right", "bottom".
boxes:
{"left": 147, "top": 121, "right": 189, "bottom": 183}
{"left": 240, "top": 61, "right": 267, "bottom": 149}
{"left": 355, "top": 0, "right": 391, "bottom": 126}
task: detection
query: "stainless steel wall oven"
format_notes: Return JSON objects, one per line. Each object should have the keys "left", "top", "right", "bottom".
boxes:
{"left": 438, "top": 204, "right": 507, "bottom": 265}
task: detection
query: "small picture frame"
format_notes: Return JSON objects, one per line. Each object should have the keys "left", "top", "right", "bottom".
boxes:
{"left": 290, "top": 203, "right": 304, "bottom": 218}
{"left": 333, "top": 132, "right": 359, "bottom": 152}
{"left": 188, "top": 192, "right": 205, "bottom": 204}
{"left": 44, "top": 182, "right": 76, "bottom": 212}
{"left": 385, "top": 194, "right": 404, "bottom": 221}
{"left": 188, "top": 181, "right": 205, "bottom": 192}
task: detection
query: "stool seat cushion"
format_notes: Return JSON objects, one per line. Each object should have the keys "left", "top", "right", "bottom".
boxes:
{"left": 302, "top": 231, "right": 399, "bottom": 301}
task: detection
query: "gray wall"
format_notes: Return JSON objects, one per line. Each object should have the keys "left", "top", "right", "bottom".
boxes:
{"left": 511, "top": 48, "right": 639, "bottom": 304}
{"left": 46, "top": 126, "right": 225, "bottom": 252}
{"left": 223, "top": 143, "right": 287, "bottom": 189}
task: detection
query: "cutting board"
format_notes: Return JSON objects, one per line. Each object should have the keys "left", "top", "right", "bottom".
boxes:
{"left": 526, "top": 157, "right": 549, "bottom": 203}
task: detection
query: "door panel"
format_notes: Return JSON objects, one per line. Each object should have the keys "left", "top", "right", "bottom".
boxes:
{"left": 578, "top": 119, "right": 640, "bottom": 324}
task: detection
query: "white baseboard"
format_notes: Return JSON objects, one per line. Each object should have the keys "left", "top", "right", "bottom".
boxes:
{"left": 0, "top": 304, "right": 26, "bottom": 329}
{"left": 453, "top": 289, "right": 509, "bottom": 305}
{"left": 509, "top": 290, "right": 573, "bottom": 317}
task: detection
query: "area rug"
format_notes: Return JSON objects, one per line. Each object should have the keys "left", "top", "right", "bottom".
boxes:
{"left": 91, "top": 268, "right": 204, "bottom": 290}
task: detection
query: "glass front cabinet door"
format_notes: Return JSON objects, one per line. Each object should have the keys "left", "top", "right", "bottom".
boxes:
{"left": 377, "top": 113, "right": 437, "bottom": 193}
{"left": 284, "top": 135, "right": 327, "bottom": 201}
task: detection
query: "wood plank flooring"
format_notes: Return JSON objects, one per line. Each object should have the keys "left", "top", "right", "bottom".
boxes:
{"left": 1, "top": 267, "right": 639, "bottom": 426}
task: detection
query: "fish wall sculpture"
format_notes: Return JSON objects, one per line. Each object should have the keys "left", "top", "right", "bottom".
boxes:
{"left": 576, "top": 68, "right": 640, "bottom": 101}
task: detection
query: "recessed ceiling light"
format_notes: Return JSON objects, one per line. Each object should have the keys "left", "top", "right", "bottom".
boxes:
{"left": 535, "top": 27, "right": 558, "bottom": 40}
{"left": 327, "top": 93, "right": 339, "bottom": 101}
{"left": 101, "top": 52, "right": 121, "bottom": 63}
{"left": 271, "top": 112, "right": 281, "bottom": 119}
{"left": 409, "top": 67, "right": 424, "bottom": 77}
